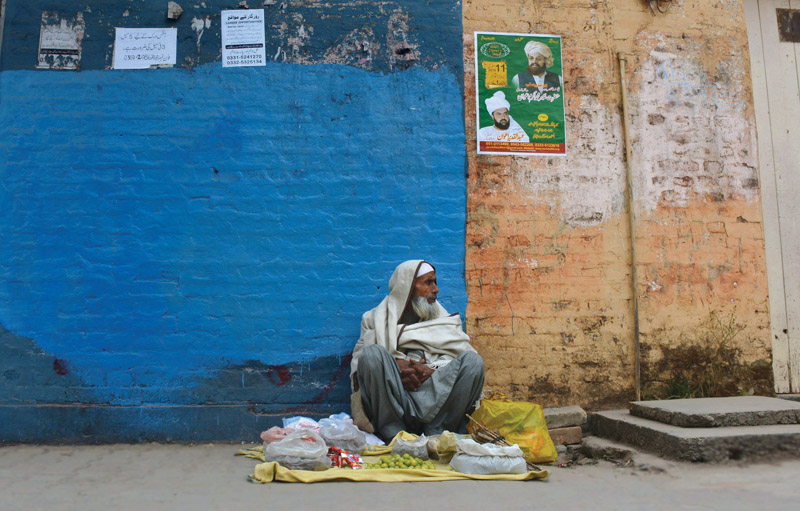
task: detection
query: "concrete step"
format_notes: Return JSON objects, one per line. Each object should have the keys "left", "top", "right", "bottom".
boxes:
{"left": 593, "top": 409, "right": 800, "bottom": 462}
{"left": 581, "top": 435, "right": 637, "bottom": 462}
{"left": 630, "top": 396, "right": 800, "bottom": 427}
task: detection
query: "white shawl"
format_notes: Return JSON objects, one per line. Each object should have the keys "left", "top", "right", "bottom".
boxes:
{"left": 350, "top": 260, "right": 474, "bottom": 390}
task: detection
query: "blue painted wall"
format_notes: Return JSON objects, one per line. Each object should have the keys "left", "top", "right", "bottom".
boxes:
{"left": 0, "top": 0, "right": 467, "bottom": 442}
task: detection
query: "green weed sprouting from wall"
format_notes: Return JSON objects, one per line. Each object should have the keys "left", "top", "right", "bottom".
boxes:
{"left": 644, "top": 309, "right": 774, "bottom": 400}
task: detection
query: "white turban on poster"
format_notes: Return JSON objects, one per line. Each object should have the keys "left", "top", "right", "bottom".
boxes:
{"left": 485, "top": 91, "right": 511, "bottom": 115}
{"left": 523, "top": 40, "right": 554, "bottom": 67}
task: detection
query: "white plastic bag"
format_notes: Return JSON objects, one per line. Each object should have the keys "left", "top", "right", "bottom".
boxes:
{"left": 455, "top": 438, "right": 525, "bottom": 457}
{"left": 319, "top": 417, "right": 367, "bottom": 453}
{"left": 392, "top": 434, "right": 428, "bottom": 459}
{"left": 263, "top": 428, "right": 331, "bottom": 470}
{"left": 449, "top": 438, "right": 527, "bottom": 475}
{"left": 449, "top": 453, "right": 527, "bottom": 475}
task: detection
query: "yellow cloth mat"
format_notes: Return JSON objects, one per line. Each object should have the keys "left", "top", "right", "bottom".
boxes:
{"left": 240, "top": 431, "right": 550, "bottom": 483}
{"left": 237, "top": 445, "right": 266, "bottom": 461}
{"left": 250, "top": 461, "right": 548, "bottom": 483}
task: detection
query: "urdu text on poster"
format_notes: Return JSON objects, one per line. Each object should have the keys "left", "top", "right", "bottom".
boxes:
{"left": 474, "top": 32, "right": 566, "bottom": 156}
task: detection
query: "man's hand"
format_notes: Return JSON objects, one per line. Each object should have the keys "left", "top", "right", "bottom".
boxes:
{"left": 409, "top": 359, "right": 434, "bottom": 386}
{"left": 396, "top": 359, "right": 419, "bottom": 391}
{"left": 396, "top": 358, "right": 434, "bottom": 392}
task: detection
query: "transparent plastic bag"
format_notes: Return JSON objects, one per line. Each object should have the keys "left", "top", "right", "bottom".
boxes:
{"left": 263, "top": 428, "right": 331, "bottom": 470}
{"left": 282, "top": 416, "right": 321, "bottom": 431}
{"left": 392, "top": 434, "right": 428, "bottom": 459}
{"left": 319, "top": 417, "right": 367, "bottom": 454}
{"left": 426, "top": 431, "right": 465, "bottom": 462}
{"left": 426, "top": 435, "right": 442, "bottom": 460}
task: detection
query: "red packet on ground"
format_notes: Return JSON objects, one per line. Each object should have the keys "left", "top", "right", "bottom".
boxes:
{"left": 328, "top": 447, "right": 363, "bottom": 469}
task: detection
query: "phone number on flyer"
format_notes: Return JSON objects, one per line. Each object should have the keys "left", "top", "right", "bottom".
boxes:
{"left": 226, "top": 56, "right": 263, "bottom": 65}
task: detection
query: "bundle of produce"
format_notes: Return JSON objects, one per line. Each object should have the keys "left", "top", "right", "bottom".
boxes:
{"left": 467, "top": 414, "right": 542, "bottom": 472}
{"left": 364, "top": 453, "right": 435, "bottom": 470}
{"left": 449, "top": 438, "right": 527, "bottom": 475}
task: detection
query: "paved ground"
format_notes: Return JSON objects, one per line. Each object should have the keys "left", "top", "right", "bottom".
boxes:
{"left": 1, "top": 443, "right": 799, "bottom": 510}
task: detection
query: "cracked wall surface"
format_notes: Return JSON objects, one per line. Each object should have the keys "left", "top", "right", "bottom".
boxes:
{"left": 464, "top": 0, "right": 772, "bottom": 407}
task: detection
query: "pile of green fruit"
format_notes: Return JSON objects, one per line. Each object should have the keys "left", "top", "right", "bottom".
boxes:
{"left": 364, "top": 453, "right": 435, "bottom": 470}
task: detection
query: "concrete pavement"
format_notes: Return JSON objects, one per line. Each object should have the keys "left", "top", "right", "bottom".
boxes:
{"left": 1, "top": 443, "right": 799, "bottom": 511}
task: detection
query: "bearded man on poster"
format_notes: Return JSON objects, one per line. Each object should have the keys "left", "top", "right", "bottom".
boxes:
{"left": 512, "top": 40, "right": 563, "bottom": 91}
{"left": 349, "top": 260, "right": 485, "bottom": 442}
{"left": 477, "top": 91, "right": 530, "bottom": 143}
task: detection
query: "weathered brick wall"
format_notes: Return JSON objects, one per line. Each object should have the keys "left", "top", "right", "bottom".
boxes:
{"left": 464, "top": 0, "right": 772, "bottom": 408}
{"left": 0, "top": 0, "right": 468, "bottom": 442}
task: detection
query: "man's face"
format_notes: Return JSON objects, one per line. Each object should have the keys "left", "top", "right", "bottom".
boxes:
{"left": 491, "top": 108, "right": 510, "bottom": 130}
{"left": 413, "top": 271, "right": 439, "bottom": 304}
{"left": 527, "top": 54, "right": 547, "bottom": 76}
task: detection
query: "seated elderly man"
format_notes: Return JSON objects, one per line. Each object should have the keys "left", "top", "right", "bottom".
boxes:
{"left": 350, "top": 260, "right": 485, "bottom": 442}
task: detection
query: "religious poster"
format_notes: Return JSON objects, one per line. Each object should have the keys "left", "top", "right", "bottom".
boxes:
{"left": 221, "top": 9, "right": 267, "bottom": 68}
{"left": 474, "top": 32, "right": 566, "bottom": 156}
{"left": 36, "top": 12, "right": 85, "bottom": 70}
{"left": 113, "top": 28, "right": 178, "bottom": 69}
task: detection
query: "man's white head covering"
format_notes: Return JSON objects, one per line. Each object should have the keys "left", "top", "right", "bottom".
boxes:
{"left": 524, "top": 41, "right": 554, "bottom": 68}
{"left": 416, "top": 262, "right": 435, "bottom": 278}
{"left": 485, "top": 91, "right": 510, "bottom": 115}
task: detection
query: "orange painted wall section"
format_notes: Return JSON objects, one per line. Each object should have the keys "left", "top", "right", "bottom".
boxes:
{"left": 463, "top": 0, "right": 772, "bottom": 408}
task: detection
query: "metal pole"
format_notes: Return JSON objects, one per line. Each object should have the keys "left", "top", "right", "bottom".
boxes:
{"left": 0, "top": 0, "right": 7, "bottom": 69}
{"left": 617, "top": 53, "right": 641, "bottom": 402}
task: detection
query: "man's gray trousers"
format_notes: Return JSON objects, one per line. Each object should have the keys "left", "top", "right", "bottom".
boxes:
{"left": 356, "top": 344, "right": 485, "bottom": 442}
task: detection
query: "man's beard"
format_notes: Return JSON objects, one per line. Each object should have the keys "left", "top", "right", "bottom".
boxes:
{"left": 412, "top": 295, "right": 440, "bottom": 321}
{"left": 494, "top": 118, "right": 510, "bottom": 130}
{"left": 528, "top": 63, "right": 545, "bottom": 76}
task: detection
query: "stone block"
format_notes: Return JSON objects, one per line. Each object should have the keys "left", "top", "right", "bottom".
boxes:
{"left": 544, "top": 405, "right": 588, "bottom": 429}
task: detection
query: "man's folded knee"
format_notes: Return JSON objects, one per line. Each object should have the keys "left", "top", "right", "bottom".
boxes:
{"left": 359, "top": 344, "right": 389, "bottom": 370}
{"left": 460, "top": 351, "right": 484, "bottom": 372}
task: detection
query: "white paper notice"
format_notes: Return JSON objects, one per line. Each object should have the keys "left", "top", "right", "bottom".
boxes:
{"left": 221, "top": 9, "right": 266, "bottom": 67}
{"left": 113, "top": 28, "right": 177, "bottom": 69}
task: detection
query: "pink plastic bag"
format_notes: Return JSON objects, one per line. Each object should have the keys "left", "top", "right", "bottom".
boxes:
{"left": 260, "top": 426, "right": 293, "bottom": 443}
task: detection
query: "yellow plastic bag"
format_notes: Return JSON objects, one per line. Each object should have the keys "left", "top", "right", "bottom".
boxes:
{"left": 468, "top": 398, "right": 557, "bottom": 464}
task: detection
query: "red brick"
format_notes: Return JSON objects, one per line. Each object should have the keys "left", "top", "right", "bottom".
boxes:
{"left": 548, "top": 426, "right": 583, "bottom": 446}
